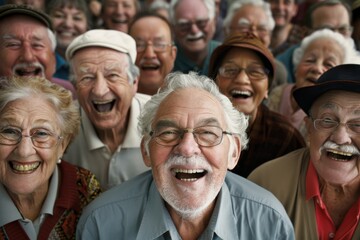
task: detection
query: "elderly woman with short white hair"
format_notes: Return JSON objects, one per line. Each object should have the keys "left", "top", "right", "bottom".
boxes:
{"left": 267, "top": 28, "right": 360, "bottom": 138}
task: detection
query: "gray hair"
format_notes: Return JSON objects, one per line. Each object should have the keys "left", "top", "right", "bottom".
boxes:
{"left": 69, "top": 55, "right": 139, "bottom": 86}
{"left": 223, "top": 0, "right": 275, "bottom": 34}
{"left": 47, "top": 29, "right": 57, "bottom": 52}
{"left": 293, "top": 28, "right": 360, "bottom": 70}
{"left": 169, "top": 0, "right": 215, "bottom": 24}
{"left": 0, "top": 76, "right": 79, "bottom": 142}
{"left": 150, "top": 0, "right": 170, "bottom": 12}
{"left": 138, "top": 71, "right": 249, "bottom": 153}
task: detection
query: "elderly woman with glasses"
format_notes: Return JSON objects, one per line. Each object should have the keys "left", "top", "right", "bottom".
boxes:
{"left": 208, "top": 32, "right": 306, "bottom": 177}
{"left": 0, "top": 76, "right": 101, "bottom": 239}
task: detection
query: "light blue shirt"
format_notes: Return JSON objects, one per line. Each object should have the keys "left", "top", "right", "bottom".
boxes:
{"left": 77, "top": 171, "right": 295, "bottom": 239}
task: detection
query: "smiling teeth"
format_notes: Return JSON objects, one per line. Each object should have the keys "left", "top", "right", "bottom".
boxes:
{"left": 327, "top": 149, "right": 352, "bottom": 156}
{"left": 93, "top": 100, "right": 113, "bottom": 104}
{"left": 174, "top": 169, "right": 204, "bottom": 174}
{"left": 231, "top": 90, "right": 251, "bottom": 96}
{"left": 12, "top": 162, "right": 40, "bottom": 172}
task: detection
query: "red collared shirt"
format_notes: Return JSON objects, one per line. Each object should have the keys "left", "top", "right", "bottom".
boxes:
{"left": 306, "top": 161, "right": 360, "bottom": 240}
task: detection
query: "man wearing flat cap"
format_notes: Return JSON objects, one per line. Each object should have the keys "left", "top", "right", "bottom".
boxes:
{"left": 0, "top": 4, "right": 75, "bottom": 97}
{"left": 209, "top": 32, "right": 305, "bottom": 178}
{"left": 249, "top": 64, "right": 360, "bottom": 239}
{"left": 64, "top": 29, "right": 150, "bottom": 190}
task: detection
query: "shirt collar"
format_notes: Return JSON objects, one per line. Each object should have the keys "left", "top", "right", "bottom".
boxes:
{"left": 136, "top": 180, "right": 238, "bottom": 239}
{"left": 0, "top": 166, "right": 59, "bottom": 226}
{"left": 81, "top": 96, "right": 142, "bottom": 150}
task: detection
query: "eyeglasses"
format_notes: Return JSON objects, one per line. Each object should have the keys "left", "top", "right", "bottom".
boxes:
{"left": 230, "top": 23, "right": 269, "bottom": 36}
{"left": 311, "top": 117, "right": 360, "bottom": 135}
{"left": 218, "top": 65, "right": 269, "bottom": 80}
{"left": 0, "top": 127, "right": 63, "bottom": 148}
{"left": 136, "top": 42, "right": 173, "bottom": 53}
{"left": 150, "top": 125, "right": 234, "bottom": 147}
{"left": 176, "top": 18, "right": 209, "bottom": 32}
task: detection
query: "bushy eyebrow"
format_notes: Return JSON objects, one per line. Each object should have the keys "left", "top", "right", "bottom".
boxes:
{"left": 154, "top": 118, "right": 221, "bottom": 129}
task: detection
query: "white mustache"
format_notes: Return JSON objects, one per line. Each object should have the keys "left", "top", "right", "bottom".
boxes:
{"left": 186, "top": 31, "right": 204, "bottom": 40}
{"left": 139, "top": 58, "right": 161, "bottom": 66}
{"left": 13, "top": 62, "right": 44, "bottom": 75}
{"left": 165, "top": 154, "right": 212, "bottom": 172}
{"left": 321, "top": 140, "right": 360, "bottom": 155}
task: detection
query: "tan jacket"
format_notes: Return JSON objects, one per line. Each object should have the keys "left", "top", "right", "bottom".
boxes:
{"left": 248, "top": 148, "right": 360, "bottom": 239}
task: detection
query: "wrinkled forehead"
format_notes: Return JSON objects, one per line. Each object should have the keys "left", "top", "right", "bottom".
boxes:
{"left": 154, "top": 88, "right": 227, "bottom": 127}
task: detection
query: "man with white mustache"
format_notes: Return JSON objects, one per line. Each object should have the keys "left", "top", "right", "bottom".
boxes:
{"left": 249, "top": 64, "right": 360, "bottom": 239}
{"left": 64, "top": 29, "right": 150, "bottom": 190}
{"left": 0, "top": 4, "right": 76, "bottom": 97}
{"left": 76, "top": 72, "right": 295, "bottom": 239}
{"left": 170, "top": 0, "right": 220, "bottom": 76}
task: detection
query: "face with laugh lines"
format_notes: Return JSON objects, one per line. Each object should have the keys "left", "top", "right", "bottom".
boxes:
{"left": 142, "top": 87, "right": 240, "bottom": 218}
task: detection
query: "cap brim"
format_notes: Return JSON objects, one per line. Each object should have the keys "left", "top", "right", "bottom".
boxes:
{"left": 293, "top": 80, "right": 360, "bottom": 114}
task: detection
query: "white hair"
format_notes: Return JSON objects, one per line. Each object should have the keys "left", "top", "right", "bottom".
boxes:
{"left": 138, "top": 71, "right": 249, "bottom": 154}
{"left": 150, "top": 0, "right": 170, "bottom": 12}
{"left": 293, "top": 29, "right": 360, "bottom": 69}
{"left": 169, "top": 0, "right": 215, "bottom": 24}
{"left": 223, "top": 0, "right": 275, "bottom": 33}
{"left": 47, "top": 29, "right": 57, "bottom": 52}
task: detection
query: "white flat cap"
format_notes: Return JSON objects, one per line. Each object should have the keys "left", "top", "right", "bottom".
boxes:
{"left": 66, "top": 29, "right": 137, "bottom": 63}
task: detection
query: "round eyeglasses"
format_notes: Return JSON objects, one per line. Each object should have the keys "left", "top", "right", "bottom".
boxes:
{"left": 311, "top": 117, "right": 360, "bottom": 135}
{"left": 136, "top": 42, "right": 173, "bottom": 53}
{"left": 176, "top": 18, "right": 209, "bottom": 32}
{"left": 218, "top": 65, "right": 269, "bottom": 80}
{"left": 0, "top": 127, "right": 63, "bottom": 148}
{"left": 150, "top": 125, "right": 235, "bottom": 147}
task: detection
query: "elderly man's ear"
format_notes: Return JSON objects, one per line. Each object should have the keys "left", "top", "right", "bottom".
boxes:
{"left": 132, "top": 76, "right": 139, "bottom": 96}
{"left": 228, "top": 136, "right": 241, "bottom": 170}
{"left": 141, "top": 138, "right": 151, "bottom": 167}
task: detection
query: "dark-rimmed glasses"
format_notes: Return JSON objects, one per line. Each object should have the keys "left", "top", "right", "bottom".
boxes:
{"left": 310, "top": 117, "right": 360, "bottom": 135}
{"left": 176, "top": 18, "right": 209, "bottom": 32}
{"left": 0, "top": 127, "right": 63, "bottom": 148}
{"left": 136, "top": 42, "right": 173, "bottom": 53}
{"left": 150, "top": 125, "right": 234, "bottom": 147}
{"left": 218, "top": 65, "right": 269, "bottom": 80}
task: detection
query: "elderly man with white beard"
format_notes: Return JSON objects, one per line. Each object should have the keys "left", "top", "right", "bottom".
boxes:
{"left": 76, "top": 71, "right": 295, "bottom": 239}
{"left": 249, "top": 64, "right": 360, "bottom": 239}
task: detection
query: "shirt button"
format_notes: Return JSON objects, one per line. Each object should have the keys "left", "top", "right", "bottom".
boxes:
{"left": 329, "top": 232, "right": 335, "bottom": 238}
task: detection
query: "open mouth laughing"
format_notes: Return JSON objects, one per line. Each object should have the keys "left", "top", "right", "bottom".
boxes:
{"left": 172, "top": 168, "right": 207, "bottom": 182}
{"left": 93, "top": 99, "right": 116, "bottom": 113}
{"left": 141, "top": 63, "right": 160, "bottom": 71}
{"left": 9, "top": 161, "right": 41, "bottom": 174}
{"left": 14, "top": 65, "right": 43, "bottom": 77}
{"left": 326, "top": 149, "right": 357, "bottom": 162}
{"left": 231, "top": 89, "right": 252, "bottom": 99}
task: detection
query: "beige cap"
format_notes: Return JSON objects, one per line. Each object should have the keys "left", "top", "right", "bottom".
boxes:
{"left": 66, "top": 29, "right": 137, "bottom": 63}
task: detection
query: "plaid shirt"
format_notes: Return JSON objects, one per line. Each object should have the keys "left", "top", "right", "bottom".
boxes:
{"left": 232, "top": 104, "right": 306, "bottom": 177}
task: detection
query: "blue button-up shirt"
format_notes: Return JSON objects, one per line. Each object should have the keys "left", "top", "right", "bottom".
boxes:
{"left": 77, "top": 171, "right": 294, "bottom": 239}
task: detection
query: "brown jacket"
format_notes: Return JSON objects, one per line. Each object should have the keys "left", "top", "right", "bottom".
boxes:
{"left": 248, "top": 148, "right": 360, "bottom": 239}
